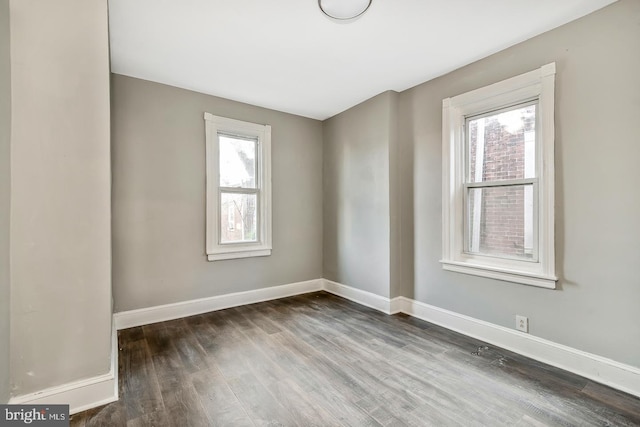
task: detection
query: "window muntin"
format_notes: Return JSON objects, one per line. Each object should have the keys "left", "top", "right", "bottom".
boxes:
{"left": 205, "top": 113, "right": 272, "bottom": 261}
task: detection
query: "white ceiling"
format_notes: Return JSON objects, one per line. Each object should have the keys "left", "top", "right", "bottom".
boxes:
{"left": 108, "top": 0, "right": 616, "bottom": 120}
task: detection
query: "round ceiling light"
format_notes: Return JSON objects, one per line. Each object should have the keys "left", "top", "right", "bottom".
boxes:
{"left": 318, "top": 0, "right": 372, "bottom": 21}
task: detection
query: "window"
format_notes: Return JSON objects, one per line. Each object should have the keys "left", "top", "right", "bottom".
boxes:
{"left": 205, "top": 113, "right": 272, "bottom": 261}
{"left": 441, "top": 63, "right": 556, "bottom": 288}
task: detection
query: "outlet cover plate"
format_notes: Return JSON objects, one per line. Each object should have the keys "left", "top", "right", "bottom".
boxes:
{"left": 516, "top": 315, "right": 529, "bottom": 333}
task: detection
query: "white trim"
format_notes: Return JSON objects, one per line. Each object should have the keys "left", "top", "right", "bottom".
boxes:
{"left": 442, "top": 63, "right": 556, "bottom": 288}
{"left": 207, "top": 249, "right": 271, "bottom": 261}
{"left": 114, "top": 279, "right": 323, "bottom": 330}
{"left": 322, "top": 279, "right": 399, "bottom": 315}
{"left": 389, "top": 297, "right": 404, "bottom": 315}
{"left": 398, "top": 296, "right": 640, "bottom": 398}
{"left": 441, "top": 260, "right": 557, "bottom": 288}
{"left": 9, "top": 322, "right": 118, "bottom": 415}
{"left": 204, "top": 113, "right": 272, "bottom": 261}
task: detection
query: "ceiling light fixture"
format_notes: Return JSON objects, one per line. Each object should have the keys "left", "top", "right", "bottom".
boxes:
{"left": 318, "top": 0, "right": 372, "bottom": 21}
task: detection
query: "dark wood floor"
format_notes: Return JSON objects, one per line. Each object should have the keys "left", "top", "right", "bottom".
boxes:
{"left": 71, "top": 292, "right": 640, "bottom": 426}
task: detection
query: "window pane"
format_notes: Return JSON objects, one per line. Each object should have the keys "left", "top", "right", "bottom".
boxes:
{"left": 220, "top": 192, "right": 258, "bottom": 244}
{"left": 219, "top": 134, "right": 257, "bottom": 188}
{"left": 467, "top": 185, "right": 534, "bottom": 260}
{"left": 468, "top": 104, "right": 536, "bottom": 183}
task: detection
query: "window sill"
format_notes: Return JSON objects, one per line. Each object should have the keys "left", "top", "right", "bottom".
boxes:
{"left": 208, "top": 249, "right": 271, "bottom": 261}
{"left": 440, "top": 260, "right": 557, "bottom": 289}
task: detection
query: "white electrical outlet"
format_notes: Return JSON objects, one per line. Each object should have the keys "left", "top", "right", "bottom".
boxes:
{"left": 516, "top": 315, "right": 529, "bottom": 333}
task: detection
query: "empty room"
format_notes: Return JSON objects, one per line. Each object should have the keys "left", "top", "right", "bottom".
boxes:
{"left": 1, "top": 0, "right": 639, "bottom": 425}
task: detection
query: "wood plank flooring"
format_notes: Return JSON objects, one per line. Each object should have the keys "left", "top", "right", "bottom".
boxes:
{"left": 71, "top": 292, "right": 640, "bottom": 426}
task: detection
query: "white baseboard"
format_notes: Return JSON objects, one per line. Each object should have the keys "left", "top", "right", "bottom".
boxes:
{"left": 323, "top": 279, "right": 400, "bottom": 315}
{"left": 114, "top": 279, "right": 323, "bottom": 330}
{"left": 398, "top": 297, "right": 640, "bottom": 398}
{"left": 389, "top": 296, "right": 404, "bottom": 315}
{"left": 9, "top": 321, "right": 119, "bottom": 415}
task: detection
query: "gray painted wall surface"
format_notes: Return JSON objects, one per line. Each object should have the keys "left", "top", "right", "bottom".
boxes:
{"left": 323, "top": 92, "right": 396, "bottom": 298}
{"left": 0, "top": 0, "right": 10, "bottom": 404}
{"left": 10, "top": 0, "right": 112, "bottom": 395}
{"left": 399, "top": 0, "right": 640, "bottom": 367}
{"left": 111, "top": 74, "right": 323, "bottom": 312}
{"left": 387, "top": 92, "right": 402, "bottom": 298}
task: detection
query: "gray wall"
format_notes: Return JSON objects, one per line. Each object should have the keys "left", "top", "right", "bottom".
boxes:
{"left": 399, "top": 0, "right": 640, "bottom": 367}
{"left": 10, "top": 0, "right": 112, "bottom": 395}
{"left": 0, "top": 0, "right": 11, "bottom": 404}
{"left": 387, "top": 92, "right": 402, "bottom": 298}
{"left": 111, "top": 74, "right": 323, "bottom": 312}
{"left": 323, "top": 91, "right": 398, "bottom": 298}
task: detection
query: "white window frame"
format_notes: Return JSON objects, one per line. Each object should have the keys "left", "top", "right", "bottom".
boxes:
{"left": 205, "top": 113, "right": 272, "bottom": 261}
{"left": 441, "top": 63, "right": 557, "bottom": 288}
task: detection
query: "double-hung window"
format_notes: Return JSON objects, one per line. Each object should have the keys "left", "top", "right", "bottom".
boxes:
{"left": 441, "top": 63, "right": 557, "bottom": 288}
{"left": 204, "top": 113, "right": 272, "bottom": 261}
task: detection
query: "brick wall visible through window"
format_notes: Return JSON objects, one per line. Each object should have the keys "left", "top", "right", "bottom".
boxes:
{"left": 467, "top": 105, "right": 536, "bottom": 259}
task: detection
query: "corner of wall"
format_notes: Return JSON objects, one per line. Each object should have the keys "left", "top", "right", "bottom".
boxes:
{"left": 8, "top": 0, "right": 112, "bottom": 399}
{"left": 388, "top": 91, "right": 402, "bottom": 299}
{"left": 0, "top": 0, "right": 12, "bottom": 405}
